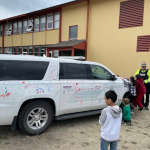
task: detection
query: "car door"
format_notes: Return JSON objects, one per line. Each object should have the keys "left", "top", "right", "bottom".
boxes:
{"left": 59, "top": 62, "right": 97, "bottom": 115}
{"left": 88, "top": 64, "right": 118, "bottom": 109}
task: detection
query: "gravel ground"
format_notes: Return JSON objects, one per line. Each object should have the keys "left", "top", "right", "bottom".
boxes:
{"left": 0, "top": 109, "right": 150, "bottom": 150}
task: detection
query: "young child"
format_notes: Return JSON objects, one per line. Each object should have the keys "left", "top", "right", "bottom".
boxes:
{"left": 135, "top": 75, "right": 146, "bottom": 111}
{"left": 122, "top": 97, "right": 131, "bottom": 125}
{"left": 129, "top": 76, "right": 137, "bottom": 111}
{"left": 99, "top": 90, "right": 122, "bottom": 150}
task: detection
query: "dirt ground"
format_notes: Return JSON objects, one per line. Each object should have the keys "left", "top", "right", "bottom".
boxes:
{"left": 0, "top": 109, "right": 150, "bottom": 150}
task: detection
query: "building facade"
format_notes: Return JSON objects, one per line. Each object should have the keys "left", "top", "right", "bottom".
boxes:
{"left": 0, "top": 0, "right": 150, "bottom": 77}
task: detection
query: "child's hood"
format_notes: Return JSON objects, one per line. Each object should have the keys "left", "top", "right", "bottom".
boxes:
{"left": 109, "top": 105, "right": 122, "bottom": 118}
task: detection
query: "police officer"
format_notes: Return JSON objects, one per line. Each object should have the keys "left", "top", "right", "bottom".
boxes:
{"left": 135, "top": 62, "right": 150, "bottom": 110}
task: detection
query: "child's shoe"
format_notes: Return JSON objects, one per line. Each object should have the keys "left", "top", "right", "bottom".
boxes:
{"left": 138, "top": 107, "right": 143, "bottom": 111}
{"left": 126, "top": 121, "right": 132, "bottom": 126}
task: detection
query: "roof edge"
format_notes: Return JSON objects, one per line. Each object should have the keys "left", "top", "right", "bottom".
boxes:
{"left": 0, "top": 0, "right": 86, "bottom": 23}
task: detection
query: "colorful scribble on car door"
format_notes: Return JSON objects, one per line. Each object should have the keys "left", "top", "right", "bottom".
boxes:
{"left": 0, "top": 87, "right": 11, "bottom": 98}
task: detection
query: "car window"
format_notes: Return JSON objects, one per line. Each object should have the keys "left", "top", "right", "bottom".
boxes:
{"left": 59, "top": 63, "right": 90, "bottom": 79}
{"left": 90, "top": 65, "right": 112, "bottom": 80}
{"left": 0, "top": 60, "right": 49, "bottom": 81}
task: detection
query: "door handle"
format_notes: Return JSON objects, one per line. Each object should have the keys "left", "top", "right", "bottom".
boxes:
{"left": 63, "top": 86, "right": 72, "bottom": 88}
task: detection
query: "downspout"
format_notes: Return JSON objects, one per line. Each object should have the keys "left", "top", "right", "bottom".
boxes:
{"left": 86, "top": 0, "right": 90, "bottom": 60}
{"left": 59, "top": 8, "right": 62, "bottom": 43}
{"left": 58, "top": 8, "right": 62, "bottom": 57}
{"left": 2, "top": 24, "right": 4, "bottom": 54}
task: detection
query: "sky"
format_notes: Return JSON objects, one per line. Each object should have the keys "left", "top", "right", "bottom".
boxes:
{"left": 0, "top": 0, "right": 73, "bottom": 19}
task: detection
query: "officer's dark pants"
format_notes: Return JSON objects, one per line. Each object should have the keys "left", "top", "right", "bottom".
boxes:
{"left": 142, "top": 93, "right": 149, "bottom": 107}
{"left": 142, "top": 84, "right": 150, "bottom": 108}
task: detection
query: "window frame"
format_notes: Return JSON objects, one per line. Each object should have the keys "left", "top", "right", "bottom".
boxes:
{"left": 23, "top": 19, "right": 28, "bottom": 33}
{"left": 18, "top": 21, "right": 22, "bottom": 34}
{"left": 54, "top": 12, "right": 60, "bottom": 29}
{"left": 40, "top": 15, "right": 46, "bottom": 32}
{"left": 4, "top": 23, "right": 12, "bottom": 36}
{"left": 27, "top": 18, "right": 33, "bottom": 32}
{"left": 2, "top": 11, "right": 60, "bottom": 35}
{"left": 47, "top": 13, "right": 54, "bottom": 30}
{"left": 0, "top": 24, "right": 2, "bottom": 36}
{"left": 34, "top": 17, "right": 40, "bottom": 32}
{"left": 13, "top": 47, "right": 18, "bottom": 55}
{"left": 69, "top": 25, "right": 78, "bottom": 40}
{"left": 13, "top": 21, "right": 18, "bottom": 35}
{"left": 4, "top": 47, "right": 13, "bottom": 54}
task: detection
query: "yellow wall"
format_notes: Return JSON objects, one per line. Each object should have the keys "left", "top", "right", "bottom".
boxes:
{"left": 4, "top": 34, "right": 32, "bottom": 47}
{"left": 46, "top": 30, "right": 59, "bottom": 44}
{"left": 87, "top": 0, "right": 150, "bottom": 77}
{"left": 3, "top": 30, "right": 59, "bottom": 47}
{"left": 33, "top": 30, "right": 59, "bottom": 45}
{"left": 12, "top": 35, "right": 22, "bottom": 46}
{"left": 33, "top": 32, "right": 45, "bottom": 45}
{"left": 4, "top": 36, "right": 12, "bottom": 47}
{"left": 22, "top": 33, "right": 32, "bottom": 46}
{"left": 61, "top": 1, "right": 87, "bottom": 41}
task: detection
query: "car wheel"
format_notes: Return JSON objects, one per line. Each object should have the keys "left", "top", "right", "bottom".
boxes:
{"left": 18, "top": 101, "right": 54, "bottom": 135}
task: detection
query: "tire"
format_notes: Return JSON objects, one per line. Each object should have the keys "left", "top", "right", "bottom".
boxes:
{"left": 18, "top": 101, "right": 54, "bottom": 135}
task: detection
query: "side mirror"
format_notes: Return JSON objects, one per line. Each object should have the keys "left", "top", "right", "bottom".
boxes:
{"left": 111, "top": 75, "right": 117, "bottom": 81}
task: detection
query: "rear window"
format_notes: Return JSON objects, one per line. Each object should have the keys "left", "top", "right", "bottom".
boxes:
{"left": 0, "top": 60, "right": 49, "bottom": 81}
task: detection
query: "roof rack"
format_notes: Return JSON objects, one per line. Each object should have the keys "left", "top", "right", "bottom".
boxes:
{"left": 58, "top": 56, "right": 85, "bottom": 61}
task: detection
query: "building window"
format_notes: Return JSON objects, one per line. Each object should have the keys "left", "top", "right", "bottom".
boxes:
{"left": 137, "top": 35, "right": 150, "bottom": 52}
{"left": 4, "top": 47, "right": 13, "bottom": 54}
{"left": 18, "top": 21, "right": 22, "bottom": 34}
{"left": 13, "top": 22, "right": 18, "bottom": 34}
{"left": 28, "top": 46, "right": 33, "bottom": 55}
{"left": 75, "top": 50, "right": 85, "bottom": 57}
{"left": 13, "top": 47, "right": 18, "bottom": 55}
{"left": 33, "top": 46, "right": 39, "bottom": 56}
{"left": 54, "top": 12, "right": 60, "bottom": 29}
{"left": 27, "top": 19, "right": 33, "bottom": 32}
{"left": 47, "top": 13, "right": 53, "bottom": 29}
{"left": 4, "top": 24, "right": 8, "bottom": 35}
{"left": 23, "top": 47, "right": 28, "bottom": 55}
{"left": 0, "top": 25, "right": 1, "bottom": 36}
{"left": 40, "top": 16, "right": 46, "bottom": 31}
{"left": 0, "top": 48, "right": 2, "bottom": 54}
{"left": 53, "top": 50, "right": 59, "bottom": 57}
{"left": 60, "top": 50, "right": 72, "bottom": 56}
{"left": 119, "top": 0, "right": 144, "bottom": 28}
{"left": 40, "top": 47, "right": 45, "bottom": 56}
{"left": 4, "top": 23, "right": 12, "bottom": 36}
{"left": 18, "top": 47, "right": 22, "bottom": 54}
{"left": 34, "top": 17, "right": 39, "bottom": 32}
{"left": 69, "top": 25, "right": 78, "bottom": 40}
{"left": 23, "top": 20, "right": 28, "bottom": 33}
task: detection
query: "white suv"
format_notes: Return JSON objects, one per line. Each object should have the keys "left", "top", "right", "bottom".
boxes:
{"left": 0, "top": 55, "right": 128, "bottom": 135}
